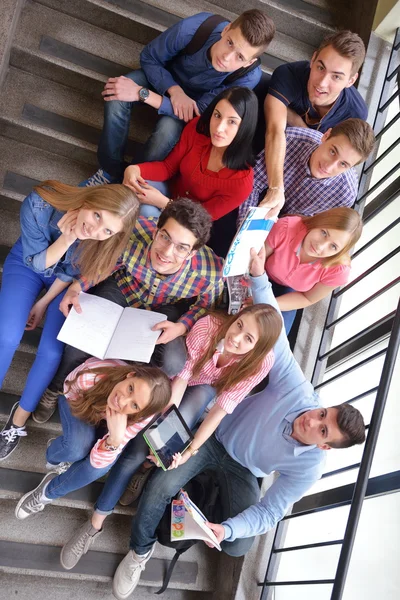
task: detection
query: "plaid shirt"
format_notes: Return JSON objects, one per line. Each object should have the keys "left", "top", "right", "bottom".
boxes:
{"left": 80, "top": 218, "right": 224, "bottom": 332}
{"left": 238, "top": 127, "right": 358, "bottom": 222}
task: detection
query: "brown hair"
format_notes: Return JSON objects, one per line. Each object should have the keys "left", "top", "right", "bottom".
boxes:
{"left": 34, "top": 181, "right": 139, "bottom": 282}
{"left": 302, "top": 207, "right": 363, "bottom": 267}
{"left": 230, "top": 10, "right": 276, "bottom": 56}
{"left": 66, "top": 363, "right": 171, "bottom": 426}
{"left": 329, "top": 118, "right": 375, "bottom": 163}
{"left": 158, "top": 197, "right": 212, "bottom": 250}
{"left": 316, "top": 30, "right": 366, "bottom": 76}
{"left": 328, "top": 403, "right": 365, "bottom": 449}
{"left": 192, "top": 304, "right": 282, "bottom": 395}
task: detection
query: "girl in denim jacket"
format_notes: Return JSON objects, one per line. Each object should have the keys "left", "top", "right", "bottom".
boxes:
{"left": 0, "top": 180, "right": 139, "bottom": 460}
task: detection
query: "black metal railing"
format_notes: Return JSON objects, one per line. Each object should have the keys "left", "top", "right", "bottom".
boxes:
{"left": 258, "top": 28, "right": 400, "bottom": 599}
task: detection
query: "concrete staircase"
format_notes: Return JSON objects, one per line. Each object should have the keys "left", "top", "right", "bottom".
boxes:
{"left": 0, "top": 1, "right": 339, "bottom": 598}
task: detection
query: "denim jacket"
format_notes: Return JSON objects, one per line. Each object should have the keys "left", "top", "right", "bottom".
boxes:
{"left": 19, "top": 190, "right": 80, "bottom": 282}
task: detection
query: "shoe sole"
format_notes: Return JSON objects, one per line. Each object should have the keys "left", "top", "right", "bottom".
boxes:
{"left": 15, "top": 472, "right": 56, "bottom": 520}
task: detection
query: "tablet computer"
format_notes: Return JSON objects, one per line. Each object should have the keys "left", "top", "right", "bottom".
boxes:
{"left": 143, "top": 405, "right": 194, "bottom": 471}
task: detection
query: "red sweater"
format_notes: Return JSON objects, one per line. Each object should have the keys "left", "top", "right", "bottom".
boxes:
{"left": 138, "top": 118, "right": 254, "bottom": 221}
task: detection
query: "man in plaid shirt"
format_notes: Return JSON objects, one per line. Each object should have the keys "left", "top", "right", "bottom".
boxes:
{"left": 35, "top": 199, "right": 224, "bottom": 423}
{"left": 239, "top": 118, "right": 375, "bottom": 222}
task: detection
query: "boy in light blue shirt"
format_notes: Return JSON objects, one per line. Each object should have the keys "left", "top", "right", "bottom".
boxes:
{"left": 108, "top": 247, "right": 365, "bottom": 598}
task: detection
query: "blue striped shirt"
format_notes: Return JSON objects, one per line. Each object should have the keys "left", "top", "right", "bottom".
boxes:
{"left": 238, "top": 127, "right": 358, "bottom": 222}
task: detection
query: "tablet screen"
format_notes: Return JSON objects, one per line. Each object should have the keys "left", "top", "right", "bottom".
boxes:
{"left": 143, "top": 406, "right": 194, "bottom": 470}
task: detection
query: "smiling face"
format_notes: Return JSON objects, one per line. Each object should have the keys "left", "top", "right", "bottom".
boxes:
{"left": 75, "top": 208, "right": 124, "bottom": 241}
{"left": 307, "top": 45, "right": 358, "bottom": 110}
{"left": 107, "top": 373, "right": 152, "bottom": 416}
{"left": 224, "top": 313, "right": 260, "bottom": 356}
{"left": 309, "top": 132, "right": 363, "bottom": 179}
{"left": 302, "top": 227, "right": 352, "bottom": 261}
{"left": 210, "top": 24, "right": 260, "bottom": 73}
{"left": 150, "top": 218, "right": 197, "bottom": 275}
{"left": 292, "top": 407, "right": 344, "bottom": 449}
{"left": 209, "top": 99, "right": 242, "bottom": 149}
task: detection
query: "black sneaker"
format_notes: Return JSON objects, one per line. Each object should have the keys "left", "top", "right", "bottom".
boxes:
{"left": 0, "top": 402, "right": 27, "bottom": 461}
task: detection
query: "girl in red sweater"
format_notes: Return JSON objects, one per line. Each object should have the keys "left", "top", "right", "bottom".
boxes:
{"left": 123, "top": 86, "right": 258, "bottom": 256}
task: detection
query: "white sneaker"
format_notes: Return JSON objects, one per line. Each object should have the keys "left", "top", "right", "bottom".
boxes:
{"left": 112, "top": 546, "right": 154, "bottom": 599}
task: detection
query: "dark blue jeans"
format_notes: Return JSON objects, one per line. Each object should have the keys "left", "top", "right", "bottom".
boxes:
{"left": 98, "top": 69, "right": 186, "bottom": 179}
{"left": 130, "top": 434, "right": 260, "bottom": 557}
{"left": 45, "top": 395, "right": 118, "bottom": 502}
{"left": 271, "top": 279, "right": 297, "bottom": 334}
{"left": 94, "top": 384, "right": 216, "bottom": 513}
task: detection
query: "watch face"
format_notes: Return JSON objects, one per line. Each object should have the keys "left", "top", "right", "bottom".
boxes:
{"left": 139, "top": 87, "right": 150, "bottom": 102}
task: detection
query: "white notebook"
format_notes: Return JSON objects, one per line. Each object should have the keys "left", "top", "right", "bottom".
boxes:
{"left": 57, "top": 292, "right": 166, "bottom": 362}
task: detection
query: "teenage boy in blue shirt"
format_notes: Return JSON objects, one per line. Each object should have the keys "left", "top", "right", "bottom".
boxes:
{"left": 109, "top": 248, "right": 365, "bottom": 598}
{"left": 259, "top": 30, "right": 368, "bottom": 218}
{"left": 88, "top": 10, "right": 275, "bottom": 185}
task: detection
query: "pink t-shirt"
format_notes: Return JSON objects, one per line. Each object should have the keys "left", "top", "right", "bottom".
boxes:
{"left": 265, "top": 216, "right": 351, "bottom": 292}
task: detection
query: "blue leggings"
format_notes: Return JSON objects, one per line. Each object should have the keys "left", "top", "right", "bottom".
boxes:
{"left": 0, "top": 240, "right": 67, "bottom": 412}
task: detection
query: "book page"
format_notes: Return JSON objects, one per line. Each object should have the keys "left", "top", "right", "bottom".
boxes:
{"left": 105, "top": 308, "right": 167, "bottom": 362}
{"left": 170, "top": 493, "right": 221, "bottom": 550}
{"left": 57, "top": 292, "right": 123, "bottom": 359}
{"left": 223, "top": 208, "right": 276, "bottom": 277}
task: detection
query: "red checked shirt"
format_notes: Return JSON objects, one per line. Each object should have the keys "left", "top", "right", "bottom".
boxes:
{"left": 63, "top": 357, "right": 154, "bottom": 469}
{"left": 177, "top": 315, "right": 275, "bottom": 414}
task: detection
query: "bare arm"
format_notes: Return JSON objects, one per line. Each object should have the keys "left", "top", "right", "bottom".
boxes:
{"left": 168, "top": 377, "right": 189, "bottom": 409}
{"left": 286, "top": 108, "right": 308, "bottom": 128}
{"left": 260, "top": 95, "right": 288, "bottom": 218}
{"left": 277, "top": 282, "right": 336, "bottom": 311}
{"left": 25, "top": 278, "right": 71, "bottom": 331}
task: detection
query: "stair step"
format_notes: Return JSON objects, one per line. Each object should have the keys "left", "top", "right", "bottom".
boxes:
{"left": 0, "top": 391, "right": 62, "bottom": 432}
{"left": 0, "top": 571, "right": 209, "bottom": 600}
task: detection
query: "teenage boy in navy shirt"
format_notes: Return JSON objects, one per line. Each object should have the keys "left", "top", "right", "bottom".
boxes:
{"left": 87, "top": 10, "right": 275, "bottom": 186}
{"left": 259, "top": 30, "right": 368, "bottom": 218}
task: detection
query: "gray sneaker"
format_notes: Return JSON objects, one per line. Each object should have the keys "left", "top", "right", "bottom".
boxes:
{"left": 60, "top": 520, "right": 102, "bottom": 570}
{"left": 45, "top": 438, "right": 71, "bottom": 475}
{"left": 113, "top": 546, "right": 154, "bottom": 600}
{"left": 32, "top": 388, "right": 60, "bottom": 423}
{"left": 15, "top": 472, "right": 57, "bottom": 520}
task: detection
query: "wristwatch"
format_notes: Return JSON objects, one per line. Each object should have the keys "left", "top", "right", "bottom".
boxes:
{"left": 104, "top": 438, "right": 119, "bottom": 452}
{"left": 187, "top": 446, "right": 199, "bottom": 457}
{"left": 138, "top": 87, "right": 150, "bottom": 103}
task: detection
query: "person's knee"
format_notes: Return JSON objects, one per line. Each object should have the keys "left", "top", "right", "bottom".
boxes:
{"left": 139, "top": 204, "right": 161, "bottom": 219}
{"left": 221, "top": 536, "right": 255, "bottom": 557}
{"left": 60, "top": 437, "right": 94, "bottom": 462}
{"left": 161, "top": 339, "right": 187, "bottom": 378}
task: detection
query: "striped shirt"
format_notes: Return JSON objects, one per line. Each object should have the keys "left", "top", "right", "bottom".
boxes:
{"left": 80, "top": 218, "right": 224, "bottom": 331}
{"left": 238, "top": 127, "right": 358, "bottom": 222}
{"left": 177, "top": 315, "right": 275, "bottom": 414}
{"left": 64, "top": 357, "right": 154, "bottom": 469}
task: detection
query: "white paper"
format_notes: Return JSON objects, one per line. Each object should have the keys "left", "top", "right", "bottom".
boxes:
{"left": 57, "top": 292, "right": 167, "bottom": 362}
{"left": 105, "top": 307, "right": 166, "bottom": 363}
{"left": 57, "top": 292, "right": 123, "bottom": 359}
{"left": 223, "top": 208, "right": 276, "bottom": 277}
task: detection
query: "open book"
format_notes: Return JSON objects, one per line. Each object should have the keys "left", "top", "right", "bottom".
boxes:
{"left": 57, "top": 292, "right": 166, "bottom": 362}
{"left": 223, "top": 207, "right": 276, "bottom": 278}
{"left": 171, "top": 489, "right": 221, "bottom": 551}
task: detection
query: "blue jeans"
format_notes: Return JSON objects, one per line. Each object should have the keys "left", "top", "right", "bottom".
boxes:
{"left": 95, "top": 384, "right": 216, "bottom": 513}
{"left": 130, "top": 434, "right": 260, "bottom": 557}
{"left": 138, "top": 180, "right": 170, "bottom": 219}
{"left": 271, "top": 279, "right": 297, "bottom": 335}
{"left": 98, "top": 69, "right": 186, "bottom": 180}
{"left": 0, "top": 240, "right": 67, "bottom": 412}
{"left": 46, "top": 396, "right": 117, "bottom": 503}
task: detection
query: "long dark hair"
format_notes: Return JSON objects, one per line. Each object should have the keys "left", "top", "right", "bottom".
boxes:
{"left": 196, "top": 87, "right": 258, "bottom": 170}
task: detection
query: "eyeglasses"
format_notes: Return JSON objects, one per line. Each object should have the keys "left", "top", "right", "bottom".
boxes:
{"left": 154, "top": 230, "right": 192, "bottom": 259}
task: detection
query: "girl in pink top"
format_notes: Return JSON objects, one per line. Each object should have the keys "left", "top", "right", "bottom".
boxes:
{"left": 265, "top": 207, "right": 363, "bottom": 333}
{"left": 15, "top": 358, "right": 170, "bottom": 523}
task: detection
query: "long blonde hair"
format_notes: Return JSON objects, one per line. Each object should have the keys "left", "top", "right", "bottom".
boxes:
{"left": 34, "top": 180, "right": 139, "bottom": 281}
{"left": 302, "top": 207, "right": 363, "bottom": 267}
{"left": 192, "top": 304, "right": 281, "bottom": 395}
{"left": 66, "top": 364, "right": 171, "bottom": 426}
